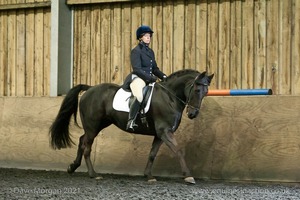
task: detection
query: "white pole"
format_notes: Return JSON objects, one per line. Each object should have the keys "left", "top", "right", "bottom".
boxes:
{"left": 50, "top": 0, "right": 73, "bottom": 96}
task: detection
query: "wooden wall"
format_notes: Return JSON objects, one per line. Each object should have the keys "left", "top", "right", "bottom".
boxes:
{"left": 0, "top": 0, "right": 299, "bottom": 183}
{"left": 0, "top": 0, "right": 51, "bottom": 96}
{"left": 0, "top": 0, "right": 299, "bottom": 96}
{"left": 70, "top": 0, "right": 300, "bottom": 95}
{"left": 1, "top": 96, "right": 300, "bottom": 182}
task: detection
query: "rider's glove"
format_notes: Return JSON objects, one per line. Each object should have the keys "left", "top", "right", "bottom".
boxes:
{"left": 162, "top": 75, "right": 167, "bottom": 82}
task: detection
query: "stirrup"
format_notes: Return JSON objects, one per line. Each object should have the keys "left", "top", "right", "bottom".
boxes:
{"left": 126, "top": 120, "right": 138, "bottom": 131}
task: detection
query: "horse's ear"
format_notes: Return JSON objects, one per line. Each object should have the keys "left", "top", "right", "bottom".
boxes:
{"left": 199, "top": 71, "right": 207, "bottom": 78}
{"left": 207, "top": 74, "right": 214, "bottom": 84}
{"left": 208, "top": 74, "right": 214, "bottom": 80}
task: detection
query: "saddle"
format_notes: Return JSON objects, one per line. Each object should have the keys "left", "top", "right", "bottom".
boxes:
{"left": 112, "top": 83, "right": 155, "bottom": 113}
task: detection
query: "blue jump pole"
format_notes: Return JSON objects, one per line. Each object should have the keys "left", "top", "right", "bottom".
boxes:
{"left": 207, "top": 89, "right": 273, "bottom": 96}
{"left": 230, "top": 89, "right": 273, "bottom": 96}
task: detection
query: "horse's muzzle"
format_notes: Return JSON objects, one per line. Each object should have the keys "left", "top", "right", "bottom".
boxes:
{"left": 187, "top": 108, "right": 199, "bottom": 119}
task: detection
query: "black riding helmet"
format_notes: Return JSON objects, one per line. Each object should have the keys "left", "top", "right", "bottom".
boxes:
{"left": 136, "top": 25, "right": 153, "bottom": 40}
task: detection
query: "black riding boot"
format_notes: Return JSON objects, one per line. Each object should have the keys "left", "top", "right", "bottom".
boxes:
{"left": 126, "top": 97, "right": 141, "bottom": 131}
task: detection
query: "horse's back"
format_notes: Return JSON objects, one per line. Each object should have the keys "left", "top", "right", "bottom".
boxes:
{"left": 80, "top": 83, "right": 120, "bottom": 107}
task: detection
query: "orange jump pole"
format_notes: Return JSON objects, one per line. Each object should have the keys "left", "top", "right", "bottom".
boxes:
{"left": 207, "top": 89, "right": 273, "bottom": 96}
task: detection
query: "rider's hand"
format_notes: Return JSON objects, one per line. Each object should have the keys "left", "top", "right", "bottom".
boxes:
{"left": 151, "top": 76, "right": 158, "bottom": 82}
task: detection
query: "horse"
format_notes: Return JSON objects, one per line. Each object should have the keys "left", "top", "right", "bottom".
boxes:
{"left": 49, "top": 69, "right": 214, "bottom": 184}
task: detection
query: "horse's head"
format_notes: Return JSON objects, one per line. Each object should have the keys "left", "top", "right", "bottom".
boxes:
{"left": 186, "top": 71, "right": 214, "bottom": 119}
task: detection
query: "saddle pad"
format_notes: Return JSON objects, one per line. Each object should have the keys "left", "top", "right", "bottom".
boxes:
{"left": 112, "top": 83, "right": 155, "bottom": 113}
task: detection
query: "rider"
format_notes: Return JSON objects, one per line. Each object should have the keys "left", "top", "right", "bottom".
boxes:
{"left": 126, "top": 25, "right": 167, "bottom": 131}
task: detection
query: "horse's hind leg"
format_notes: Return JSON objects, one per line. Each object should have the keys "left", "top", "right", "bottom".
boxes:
{"left": 68, "top": 132, "right": 98, "bottom": 178}
{"left": 81, "top": 118, "right": 111, "bottom": 178}
{"left": 82, "top": 133, "right": 98, "bottom": 178}
{"left": 67, "top": 135, "right": 85, "bottom": 174}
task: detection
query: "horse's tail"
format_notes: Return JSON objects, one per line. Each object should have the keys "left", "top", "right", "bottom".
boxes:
{"left": 49, "top": 84, "right": 91, "bottom": 149}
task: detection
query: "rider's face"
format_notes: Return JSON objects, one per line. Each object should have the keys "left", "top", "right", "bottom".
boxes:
{"left": 141, "top": 33, "right": 151, "bottom": 44}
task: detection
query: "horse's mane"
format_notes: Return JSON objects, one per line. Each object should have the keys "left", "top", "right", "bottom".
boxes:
{"left": 167, "top": 69, "right": 200, "bottom": 80}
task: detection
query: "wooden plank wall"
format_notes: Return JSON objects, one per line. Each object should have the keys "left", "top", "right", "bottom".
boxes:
{"left": 1, "top": 96, "right": 300, "bottom": 182}
{"left": 0, "top": 0, "right": 299, "bottom": 96}
{"left": 0, "top": 0, "right": 51, "bottom": 97}
{"left": 70, "top": 0, "right": 300, "bottom": 95}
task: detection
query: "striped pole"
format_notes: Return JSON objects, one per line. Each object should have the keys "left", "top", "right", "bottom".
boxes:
{"left": 207, "top": 89, "right": 272, "bottom": 96}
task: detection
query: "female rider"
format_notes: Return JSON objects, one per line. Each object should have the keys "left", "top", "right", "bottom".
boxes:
{"left": 126, "top": 25, "right": 167, "bottom": 131}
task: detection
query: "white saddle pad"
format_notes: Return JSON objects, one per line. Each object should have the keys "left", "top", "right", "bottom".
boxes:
{"left": 112, "top": 83, "right": 155, "bottom": 113}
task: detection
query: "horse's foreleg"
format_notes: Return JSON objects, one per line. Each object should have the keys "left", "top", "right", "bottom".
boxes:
{"left": 144, "top": 136, "right": 163, "bottom": 182}
{"left": 161, "top": 132, "right": 196, "bottom": 184}
{"left": 67, "top": 135, "right": 84, "bottom": 174}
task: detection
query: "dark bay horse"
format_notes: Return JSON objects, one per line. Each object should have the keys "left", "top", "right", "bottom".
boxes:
{"left": 49, "top": 69, "right": 214, "bottom": 184}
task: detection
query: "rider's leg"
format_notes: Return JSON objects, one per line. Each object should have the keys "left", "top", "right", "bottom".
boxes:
{"left": 126, "top": 77, "right": 145, "bottom": 131}
{"left": 126, "top": 97, "right": 140, "bottom": 131}
{"left": 130, "top": 77, "right": 145, "bottom": 103}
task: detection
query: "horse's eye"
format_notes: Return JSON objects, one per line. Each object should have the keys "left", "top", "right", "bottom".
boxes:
{"left": 198, "top": 86, "right": 208, "bottom": 94}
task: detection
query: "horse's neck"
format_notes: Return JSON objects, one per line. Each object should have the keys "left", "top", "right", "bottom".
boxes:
{"left": 166, "top": 76, "right": 192, "bottom": 100}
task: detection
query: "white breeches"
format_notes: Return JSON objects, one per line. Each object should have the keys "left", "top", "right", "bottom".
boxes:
{"left": 130, "top": 77, "right": 146, "bottom": 103}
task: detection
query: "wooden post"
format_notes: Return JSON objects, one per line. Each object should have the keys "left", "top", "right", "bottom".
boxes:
{"left": 50, "top": 0, "right": 73, "bottom": 96}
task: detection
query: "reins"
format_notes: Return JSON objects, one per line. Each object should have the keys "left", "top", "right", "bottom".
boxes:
{"left": 156, "top": 82, "right": 188, "bottom": 105}
{"left": 156, "top": 74, "right": 201, "bottom": 111}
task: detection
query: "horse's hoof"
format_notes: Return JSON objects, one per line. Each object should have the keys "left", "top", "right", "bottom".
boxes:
{"left": 89, "top": 174, "right": 97, "bottom": 178}
{"left": 95, "top": 176, "right": 103, "bottom": 180}
{"left": 184, "top": 177, "right": 196, "bottom": 184}
{"left": 67, "top": 165, "right": 74, "bottom": 174}
{"left": 148, "top": 178, "right": 157, "bottom": 183}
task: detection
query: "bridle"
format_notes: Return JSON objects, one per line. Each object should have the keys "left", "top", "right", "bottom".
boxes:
{"left": 185, "top": 74, "right": 206, "bottom": 113}
{"left": 157, "top": 74, "right": 206, "bottom": 112}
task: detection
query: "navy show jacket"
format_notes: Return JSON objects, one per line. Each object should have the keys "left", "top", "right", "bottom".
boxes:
{"left": 130, "top": 42, "right": 165, "bottom": 83}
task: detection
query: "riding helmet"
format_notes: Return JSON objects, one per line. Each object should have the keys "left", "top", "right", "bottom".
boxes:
{"left": 136, "top": 25, "right": 153, "bottom": 40}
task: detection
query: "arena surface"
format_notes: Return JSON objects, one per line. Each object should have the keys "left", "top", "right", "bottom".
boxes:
{"left": 1, "top": 168, "right": 300, "bottom": 200}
